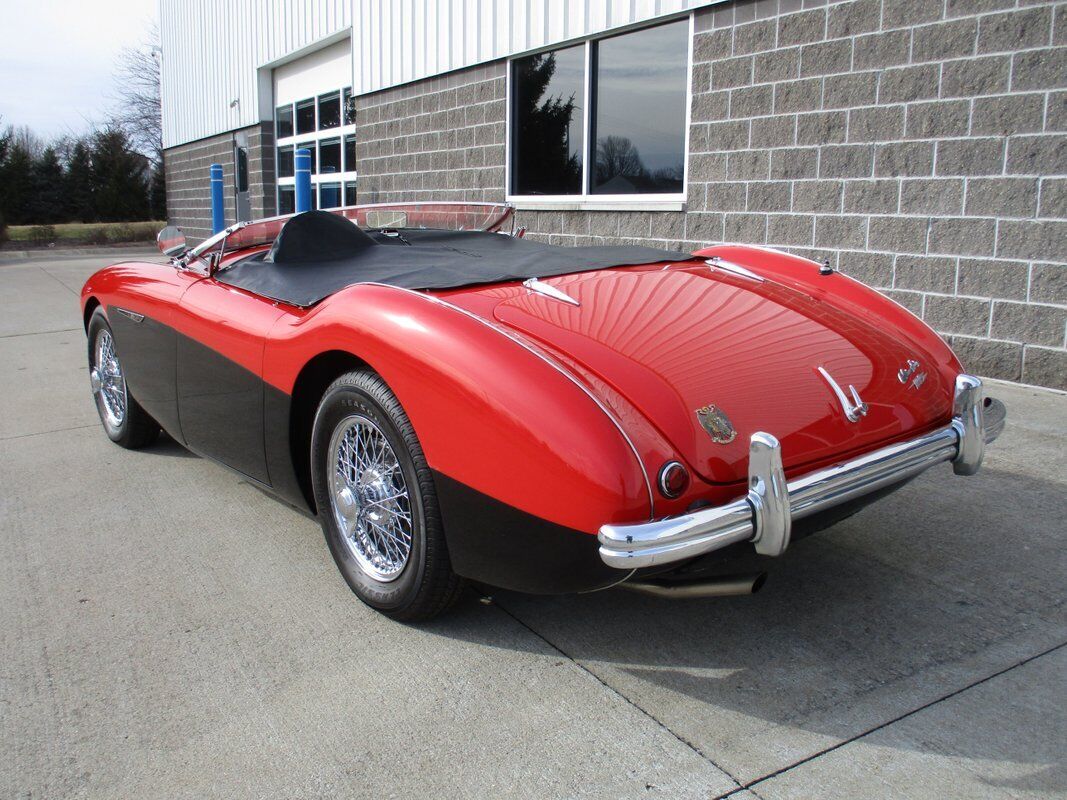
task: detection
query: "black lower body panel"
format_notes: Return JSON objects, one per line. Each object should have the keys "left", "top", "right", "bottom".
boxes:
{"left": 431, "top": 470, "right": 622, "bottom": 594}
{"left": 432, "top": 472, "right": 915, "bottom": 595}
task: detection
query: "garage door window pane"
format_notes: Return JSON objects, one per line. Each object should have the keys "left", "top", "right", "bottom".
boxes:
{"left": 320, "top": 137, "right": 341, "bottom": 174}
{"left": 344, "top": 181, "right": 358, "bottom": 206}
{"left": 318, "top": 91, "right": 340, "bottom": 130}
{"left": 277, "top": 146, "right": 294, "bottom": 178}
{"left": 591, "top": 20, "right": 687, "bottom": 194}
{"left": 296, "top": 99, "right": 316, "bottom": 135}
{"left": 343, "top": 87, "right": 355, "bottom": 125}
{"left": 276, "top": 105, "right": 293, "bottom": 139}
{"left": 344, "top": 134, "right": 356, "bottom": 172}
{"left": 278, "top": 186, "right": 295, "bottom": 215}
{"left": 510, "top": 44, "right": 584, "bottom": 196}
{"left": 320, "top": 182, "right": 341, "bottom": 209}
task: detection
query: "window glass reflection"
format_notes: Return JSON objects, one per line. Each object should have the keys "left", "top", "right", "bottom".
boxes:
{"left": 296, "top": 99, "right": 316, "bottom": 134}
{"left": 320, "top": 182, "right": 342, "bottom": 209}
{"left": 320, "top": 137, "right": 341, "bottom": 174}
{"left": 343, "top": 87, "right": 355, "bottom": 125}
{"left": 511, "top": 45, "right": 584, "bottom": 195}
{"left": 592, "top": 20, "right": 687, "bottom": 194}
{"left": 344, "top": 134, "right": 356, "bottom": 172}
{"left": 318, "top": 92, "right": 341, "bottom": 129}
{"left": 276, "top": 105, "right": 293, "bottom": 139}
{"left": 278, "top": 186, "right": 294, "bottom": 215}
{"left": 344, "top": 181, "right": 358, "bottom": 206}
{"left": 277, "top": 146, "right": 294, "bottom": 178}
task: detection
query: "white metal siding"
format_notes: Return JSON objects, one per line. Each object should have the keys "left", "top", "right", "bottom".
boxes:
{"left": 161, "top": 0, "right": 353, "bottom": 148}
{"left": 351, "top": 0, "right": 710, "bottom": 95}
{"left": 161, "top": 0, "right": 714, "bottom": 149}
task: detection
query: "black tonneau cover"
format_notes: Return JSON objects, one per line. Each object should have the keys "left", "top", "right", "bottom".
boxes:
{"left": 217, "top": 210, "right": 686, "bottom": 306}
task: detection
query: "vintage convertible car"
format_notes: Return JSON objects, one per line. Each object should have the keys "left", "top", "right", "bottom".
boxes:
{"left": 81, "top": 202, "right": 1006, "bottom": 620}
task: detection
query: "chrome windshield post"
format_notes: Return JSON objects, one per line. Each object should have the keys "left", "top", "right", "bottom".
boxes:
{"left": 952, "top": 374, "right": 985, "bottom": 476}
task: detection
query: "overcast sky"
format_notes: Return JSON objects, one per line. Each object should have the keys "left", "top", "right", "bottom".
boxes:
{"left": 0, "top": 0, "right": 158, "bottom": 140}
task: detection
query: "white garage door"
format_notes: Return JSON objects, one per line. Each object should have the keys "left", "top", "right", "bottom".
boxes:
{"left": 273, "top": 39, "right": 357, "bottom": 214}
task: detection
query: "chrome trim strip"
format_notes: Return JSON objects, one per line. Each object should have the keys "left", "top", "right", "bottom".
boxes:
{"left": 523, "top": 277, "right": 581, "bottom": 306}
{"left": 599, "top": 374, "right": 999, "bottom": 569}
{"left": 113, "top": 307, "right": 145, "bottom": 323}
{"left": 705, "top": 257, "right": 764, "bottom": 282}
{"left": 364, "top": 283, "right": 657, "bottom": 519}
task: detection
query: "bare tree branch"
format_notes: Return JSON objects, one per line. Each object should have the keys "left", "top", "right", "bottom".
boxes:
{"left": 110, "top": 22, "right": 162, "bottom": 166}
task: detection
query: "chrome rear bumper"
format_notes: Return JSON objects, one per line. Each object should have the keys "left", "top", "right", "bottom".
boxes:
{"left": 598, "top": 375, "right": 1006, "bottom": 570}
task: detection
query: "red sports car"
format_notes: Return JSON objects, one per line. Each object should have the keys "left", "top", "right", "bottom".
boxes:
{"left": 81, "top": 202, "right": 1006, "bottom": 620}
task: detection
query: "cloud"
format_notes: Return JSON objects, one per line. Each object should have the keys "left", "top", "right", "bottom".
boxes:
{"left": 0, "top": 0, "right": 157, "bottom": 138}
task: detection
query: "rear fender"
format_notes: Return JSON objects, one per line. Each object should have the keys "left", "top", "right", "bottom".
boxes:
{"left": 264, "top": 283, "right": 652, "bottom": 535}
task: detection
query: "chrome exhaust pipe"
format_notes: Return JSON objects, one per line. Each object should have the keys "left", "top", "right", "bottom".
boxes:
{"left": 622, "top": 572, "right": 767, "bottom": 599}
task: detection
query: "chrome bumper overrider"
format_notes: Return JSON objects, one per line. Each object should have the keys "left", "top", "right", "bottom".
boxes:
{"left": 598, "top": 375, "right": 1006, "bottom": 570}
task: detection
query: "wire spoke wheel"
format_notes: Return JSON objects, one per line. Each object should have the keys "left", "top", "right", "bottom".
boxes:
{"left": 91, "top": 329, "right": 127, "bottom": 429}
{"left": 327, "top": 414, "right": 413, "bottom": 582}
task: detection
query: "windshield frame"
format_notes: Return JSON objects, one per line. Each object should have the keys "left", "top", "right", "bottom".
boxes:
{"left": 188, "top": 202, "right": 516, "bottom": 264}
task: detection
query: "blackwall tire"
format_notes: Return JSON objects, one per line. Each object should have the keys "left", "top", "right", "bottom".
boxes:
{"left": 311, "top": 369, "right": 464, "bottom": 621}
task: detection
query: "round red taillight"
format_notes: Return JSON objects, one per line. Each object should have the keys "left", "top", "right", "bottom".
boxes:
{"left": 658, "top": 461, "right": 690, "bottom": 499}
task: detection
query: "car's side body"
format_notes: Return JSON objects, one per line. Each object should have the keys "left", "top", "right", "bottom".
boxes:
{"left": 81, "top": 213, "right": 1000, "bottom": 597}
{"left": 83, "top": 253, "right": 654, "bottom": 593}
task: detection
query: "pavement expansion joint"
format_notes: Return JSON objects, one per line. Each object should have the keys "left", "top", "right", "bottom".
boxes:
{"left": 740, "top": 639, "right": 1067, "bottom": 794}
{"left": 492, "top": 597, "right": 750, "bottom": 795}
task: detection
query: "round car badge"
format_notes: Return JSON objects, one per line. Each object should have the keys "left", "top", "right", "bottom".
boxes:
{"left": 695, "top": 404, "right": 737, "bottom": 444}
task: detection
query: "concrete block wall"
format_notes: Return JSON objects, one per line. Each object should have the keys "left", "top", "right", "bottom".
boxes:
{"left": 163, "top": 122, "right": 275, "bottom": 242}
{"left": 354, "top": 0, "right": 1065, "bottom": 389}
{"left": 354, "top": 64, "right": 507, "bottom": 204}
{"left": 522, "top": 0, "right": 1058, "bottom": 388}
{"left": 670, "top": 0, "right": 1067, "bottom": 389}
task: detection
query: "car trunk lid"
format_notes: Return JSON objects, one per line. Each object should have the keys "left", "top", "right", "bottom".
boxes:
{"left": 482, "top": 265, "right": 952, "bottom": 484}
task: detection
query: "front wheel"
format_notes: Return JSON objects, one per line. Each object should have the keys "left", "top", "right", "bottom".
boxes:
{"left": 310, "top": 370, "right": 464, "bottom": 621}
{"left": 87, "top": 309, "right": 160, "bottom": 449}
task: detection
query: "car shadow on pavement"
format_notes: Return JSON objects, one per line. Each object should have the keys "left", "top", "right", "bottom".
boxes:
{"left": 145, "top": 431, "right": 200, "bottom": 458}
{"left": 427, "top": 465, "right": 1067, "bottom": 794}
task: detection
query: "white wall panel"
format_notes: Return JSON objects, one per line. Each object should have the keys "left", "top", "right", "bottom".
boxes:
{"left": 161, "top": 0, "right": 352, "bottom": 148}
{"left": 161, "top": 0, "right": 717, "bottom": 149}
{"left": 274, "top": 39, "right": 351, "bottom": 103}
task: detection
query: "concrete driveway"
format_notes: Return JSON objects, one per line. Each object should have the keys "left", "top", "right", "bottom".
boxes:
{"left": 1, "top": 248, "right": 1064, "bottom": 800}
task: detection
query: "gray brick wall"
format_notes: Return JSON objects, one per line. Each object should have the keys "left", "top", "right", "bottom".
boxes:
{"left": 352, "top": 0, "right": 1066, "bottom": 389}
{"left": 354, "top": 64, "right": 506, "bottom": 204}
{"left": 163, "top": 122, "right": 274, "bottom": 243}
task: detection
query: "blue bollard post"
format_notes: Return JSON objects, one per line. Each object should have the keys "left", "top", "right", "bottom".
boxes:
{"left": 295, "top": 148, "right": 312, "bottom": 213}
{"left": 209, "top": 163, "right": 225, "bottom": 234}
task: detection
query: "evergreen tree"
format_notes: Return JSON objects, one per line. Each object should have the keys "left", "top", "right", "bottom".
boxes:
{"left": 149, "top": 159, "right": 166, "bottom": 220}
{"left": 0, "top": 137, "right": 36, "bottom": 225}
{"left": 89, "top": 127, "right": 150, "bottom": 222}
{"left": 29, "top": 146, "right": 66, "bottom": 224}
{"left": 64, "top": 139, "right": 95, "bottom": 223}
